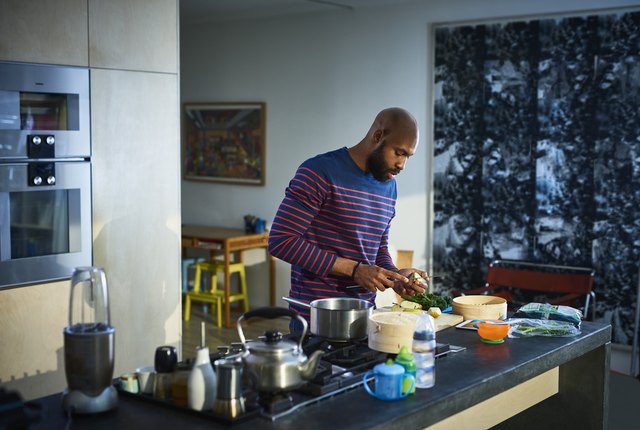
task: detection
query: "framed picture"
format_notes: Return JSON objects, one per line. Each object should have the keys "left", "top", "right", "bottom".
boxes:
{"left": 182, "top": 102, "right": 266, "bottom": 185}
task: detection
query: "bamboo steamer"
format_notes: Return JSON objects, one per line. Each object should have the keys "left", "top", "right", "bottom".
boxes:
{"left": 452, "top": 295, "right": 507, "bottom": 320}
{"left": 367, "top": 312, "right": 419, "bottom": 354}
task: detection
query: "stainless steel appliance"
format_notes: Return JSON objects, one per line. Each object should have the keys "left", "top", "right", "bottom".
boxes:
{"left": 62, "top": 267, "right": 117, "bottom": 414}
{"left": 0, "top": 61, "right": 92, "bottom": 289}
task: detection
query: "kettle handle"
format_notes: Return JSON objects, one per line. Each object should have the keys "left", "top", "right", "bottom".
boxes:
{"left": 237, "top": 307, "right": 308, "bottom": 351}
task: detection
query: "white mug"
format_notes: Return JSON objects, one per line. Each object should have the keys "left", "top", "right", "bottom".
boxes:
{"left": 135, "top": 365, "right": 156, "bottom": 394}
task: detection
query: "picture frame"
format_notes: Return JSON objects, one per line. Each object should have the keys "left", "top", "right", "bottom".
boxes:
{"left": 182, "top": 102, "right": 266, "bottom": 185}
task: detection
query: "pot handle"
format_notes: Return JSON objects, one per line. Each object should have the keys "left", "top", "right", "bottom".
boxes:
{"left": 237, "top": 307, "right": 308, "bottom": 351}
{"left": 281, "top": 296, "right": 311, "bottom": 308}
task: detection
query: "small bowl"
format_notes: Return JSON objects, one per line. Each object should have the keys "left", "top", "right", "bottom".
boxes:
{"left": 476, "top": 321, "right": 510, "bottom": 344}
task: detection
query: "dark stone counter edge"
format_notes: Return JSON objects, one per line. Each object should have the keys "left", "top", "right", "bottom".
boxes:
{"left": 381, "top": 322, "right": 612, "bottom": 429}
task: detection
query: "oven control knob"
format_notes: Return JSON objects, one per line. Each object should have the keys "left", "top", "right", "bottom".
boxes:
{"left": 46, "top": 136, "right": 55, "bottom": 145}
{"left": 32, "top": 136, "right": 41, "bottom": 145}
{"left": 33, "top": 176, "right": 42, "bottom": 185}
{"left": 47, "top": 176, "right": 56, "bottom": 185}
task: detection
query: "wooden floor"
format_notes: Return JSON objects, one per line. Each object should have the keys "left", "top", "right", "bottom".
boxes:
{"left": 182, "top": 303, "right": 290, "bottom": 360}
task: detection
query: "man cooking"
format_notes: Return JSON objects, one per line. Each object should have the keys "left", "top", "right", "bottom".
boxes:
{"left": 268, "top": 107, "right": 429, "bottom": 330}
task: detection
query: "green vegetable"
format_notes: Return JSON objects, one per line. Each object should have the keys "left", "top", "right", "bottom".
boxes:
{"left": 402, "top": 293, "right": 452, "bottom": 310}
{"left": 508, "top": 319, "right": 580, "bottom": 337}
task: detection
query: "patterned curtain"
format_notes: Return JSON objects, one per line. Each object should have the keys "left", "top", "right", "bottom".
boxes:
{"left": 432, "top": 10, "right": 640, "bottom": 344}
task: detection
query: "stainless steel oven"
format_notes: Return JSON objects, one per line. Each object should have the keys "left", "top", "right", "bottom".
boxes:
{"left": 0, "top": 61, "right": 92, "bottom": 289}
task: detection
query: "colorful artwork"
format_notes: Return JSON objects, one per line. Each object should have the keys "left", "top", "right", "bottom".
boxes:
{"left": 183, "top": 103, "right": 265, "bottom": 185}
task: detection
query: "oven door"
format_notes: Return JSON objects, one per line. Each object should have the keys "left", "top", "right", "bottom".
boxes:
{"left": 0, "top": 161, "right": 92, "bottom": 289}
{"left": 0, "top": 61, "right": 90, "bottom": 159}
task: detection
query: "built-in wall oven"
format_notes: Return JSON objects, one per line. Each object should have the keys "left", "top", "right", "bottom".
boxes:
{"left": 0, "top": 61, "right": 92, "bottom": 289}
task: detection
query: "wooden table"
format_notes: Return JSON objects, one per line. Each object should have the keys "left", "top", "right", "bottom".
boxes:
{"left": 181, "top": 224, "right": 275, "bottom": 328}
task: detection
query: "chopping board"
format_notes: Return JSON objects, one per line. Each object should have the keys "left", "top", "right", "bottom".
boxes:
{"left": 435, "top": 313, "right": 464, "bottom": 331}
{"left": 372, "top": 307, "right": 464, "bottom": 331}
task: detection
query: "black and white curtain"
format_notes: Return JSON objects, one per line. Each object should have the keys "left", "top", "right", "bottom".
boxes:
{"left": 432, "top": 10, "right": 640, "bottom": 344}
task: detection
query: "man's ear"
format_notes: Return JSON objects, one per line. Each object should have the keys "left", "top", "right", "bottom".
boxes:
{"left": 373, "top": 128, "right": 384, "bottom": 143}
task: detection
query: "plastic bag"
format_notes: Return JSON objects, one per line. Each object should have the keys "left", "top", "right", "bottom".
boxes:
{"left": 512, "top": 302, "right": 582, "bottom": 327}
{"left": 507, "top": 318, "right": 581, "bottom": 338}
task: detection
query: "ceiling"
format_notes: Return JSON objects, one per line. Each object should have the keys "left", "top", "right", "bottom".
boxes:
{"left": 180, "top": 0, "right": 417, "bottom": 24}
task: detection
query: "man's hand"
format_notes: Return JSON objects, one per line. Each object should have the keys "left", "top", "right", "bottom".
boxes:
{"left": 353, "top": 264, "right": 409, "bottom": 293}
{"left": 391, "top": 268, "right": 429, "bottom": 297}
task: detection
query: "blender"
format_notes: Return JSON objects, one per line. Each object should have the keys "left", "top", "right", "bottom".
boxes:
{"left": 62, "top": 267, "right": 118, "bottom": 413}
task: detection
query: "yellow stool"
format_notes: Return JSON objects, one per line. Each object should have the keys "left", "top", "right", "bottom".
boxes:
{"left": 183, "top": 261, "right": 250, "bottom": 327}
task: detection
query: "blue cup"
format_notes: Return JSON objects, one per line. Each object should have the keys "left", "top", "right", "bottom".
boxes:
{"left": 363, "top": 360, "right": 415, "bottom": 401}
{"left": 254, "top": 218, "right": 266, "bottom": 234}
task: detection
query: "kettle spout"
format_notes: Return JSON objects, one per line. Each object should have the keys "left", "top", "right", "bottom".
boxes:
{"left": 299, "top": 350, "right": 324, "bottom": 380}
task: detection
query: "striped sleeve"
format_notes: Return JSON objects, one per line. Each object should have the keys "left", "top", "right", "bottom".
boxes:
{"left": 268, "top": 165, "right": 338, "bottom": 277}
{"left": 375, "top": 223, "right": 398, "bottom": 271}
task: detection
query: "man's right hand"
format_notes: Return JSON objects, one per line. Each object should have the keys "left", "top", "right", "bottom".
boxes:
{"left": 353, "top": 264, "right": 409, "bottom": 293}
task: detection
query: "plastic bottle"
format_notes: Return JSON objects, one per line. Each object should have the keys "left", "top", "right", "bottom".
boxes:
{"left": 394, "top": 346, "right": 417, "bottom": 394}
{"left": 187, "top": 346, "right": 217, "bottom": 411}
{"left": 412, "top": 313, "right": 436, "bottom": 389}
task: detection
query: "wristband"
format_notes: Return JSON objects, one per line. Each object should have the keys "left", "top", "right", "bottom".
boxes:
{"left": 351, "top": 261, "right": 362, "bottom": 279}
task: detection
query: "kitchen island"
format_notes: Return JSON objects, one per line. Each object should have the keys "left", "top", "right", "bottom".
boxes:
{"left": 29, "top": 320, "right": 610, "bottom": 429}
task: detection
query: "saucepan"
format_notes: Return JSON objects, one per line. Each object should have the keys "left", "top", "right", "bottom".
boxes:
{"left": 282, "top": 296, "right": 374, "bottom": 341}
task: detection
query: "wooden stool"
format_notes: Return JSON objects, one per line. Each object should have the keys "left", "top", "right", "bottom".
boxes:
{"left": 183, "top": 261, "right": 250, "bottom": 327}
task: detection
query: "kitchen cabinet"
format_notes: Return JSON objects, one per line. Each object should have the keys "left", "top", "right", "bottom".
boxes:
{"left": 0, "top": 0, "right": 88, "bottom": 66}
{"left": 29, "top": 321, "right": 610, "bottom": 429}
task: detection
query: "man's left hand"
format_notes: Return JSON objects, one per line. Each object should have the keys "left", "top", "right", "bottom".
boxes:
{"left": 391, "top": 268, "right": 429, "bottom": 296}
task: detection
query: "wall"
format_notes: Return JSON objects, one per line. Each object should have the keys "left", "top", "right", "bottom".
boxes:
{"left": 0, "top": 0, "right": 181, "bottom": 400}
{"left": 181, "top": 0, "right": 640, "bottom": 308}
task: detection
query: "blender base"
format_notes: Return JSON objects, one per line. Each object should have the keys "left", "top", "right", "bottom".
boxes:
{"left": 62, "top": 385, "right": 118, "bottom": 414}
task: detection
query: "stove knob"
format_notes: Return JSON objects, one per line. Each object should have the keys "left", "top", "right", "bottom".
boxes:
{"left": 32, "top": 136, "right": 41, "bottom": 145}
{"left": 33, "top": 176, "right": 42, "bottom": 185}
{"left": 46, "top": 136, "right": 55, "bottom": 145}
{"left": 47, "top": 175, "right": 56, "bottom": 185}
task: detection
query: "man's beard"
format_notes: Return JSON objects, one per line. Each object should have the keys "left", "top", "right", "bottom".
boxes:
{"left": 367, "top": 144, "right": 396, "bottom": 182}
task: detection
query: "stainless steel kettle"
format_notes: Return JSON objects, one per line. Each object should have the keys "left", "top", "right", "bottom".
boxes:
{"left": 237, "top": 307, "right": 323, "bottom": 393}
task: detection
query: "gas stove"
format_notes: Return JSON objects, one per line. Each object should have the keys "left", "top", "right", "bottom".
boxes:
{"left": 210, "top": 333, "right": 461, "bottom": 422}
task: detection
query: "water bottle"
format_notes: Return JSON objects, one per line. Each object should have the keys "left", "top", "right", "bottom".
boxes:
{"left": 412, "top": 313, "right": 436, "bottom": 389}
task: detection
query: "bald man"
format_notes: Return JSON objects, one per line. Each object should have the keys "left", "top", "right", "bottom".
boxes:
{"left": 268, "top": 107, "right": 428, "bottom": 327}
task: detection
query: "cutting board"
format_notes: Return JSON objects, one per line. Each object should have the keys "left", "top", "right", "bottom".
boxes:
{"left": 435, "top": 313, "right": 464, "bottom": 331}
{"left": 372, "top": 307, "right": 464, "bottom": 331}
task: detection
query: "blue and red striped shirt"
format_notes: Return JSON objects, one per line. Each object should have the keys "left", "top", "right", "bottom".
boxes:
{"left": 268, "top": 147, "right": 398, "bottom": 321}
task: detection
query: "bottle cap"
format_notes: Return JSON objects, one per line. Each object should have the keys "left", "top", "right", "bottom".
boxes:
{"left": 395, "top": 346, "right": 416, "bottom": 372}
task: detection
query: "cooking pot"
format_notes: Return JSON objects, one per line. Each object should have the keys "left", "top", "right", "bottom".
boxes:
{"left": 282, "top": 296, "right": 374, "bottom": 341}
{"left": 237, "top": 307, "right": 323, "bottom": 393}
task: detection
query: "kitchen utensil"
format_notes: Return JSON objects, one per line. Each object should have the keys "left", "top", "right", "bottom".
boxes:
{"left": 368, "top": 311, "right": 418, "bottom": 354}
{"left": 476, "top": 321, "right": 510, "bottom": 344}
{"left": 282, "top": 296, "right": 373, "bottom": 341}
{"left": 452, "top": 295, "right": 507, "bottom": 320}
{"left": 237, "top": 307, "right": 324, "bottom": 392}
{"left": 154, "top": 345, "right": 177, "bottom": 400}
{"left": 362, "top": 359, "right": 415, "bottom": 401}
{"left": 213, "top": 357, "right": 245, "bottom": 419}
{"left": 135, "top": 366, "right": 156, "bottom": 394}
{"left": 62, "top": 267, "right": 118, "bottom": 414}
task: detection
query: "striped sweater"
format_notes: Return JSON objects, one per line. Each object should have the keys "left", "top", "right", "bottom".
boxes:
{"left": 268, "top": 147, "right": 398, "bottom": 321}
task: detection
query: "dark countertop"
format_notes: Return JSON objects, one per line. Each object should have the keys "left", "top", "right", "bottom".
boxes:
{"left": 30, "top": 321, "right": 611, "bottom": 430}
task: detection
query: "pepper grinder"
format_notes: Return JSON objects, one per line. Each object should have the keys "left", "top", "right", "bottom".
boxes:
{"left": 153, "top": 345, "right": 177, "bottom": 400}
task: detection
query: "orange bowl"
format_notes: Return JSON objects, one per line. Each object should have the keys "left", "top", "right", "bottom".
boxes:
{"left": 476, "top": 321, "right": 510, "bottom": 344}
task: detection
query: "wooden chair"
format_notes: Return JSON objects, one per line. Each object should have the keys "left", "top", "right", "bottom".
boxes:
{"left": 455, "top": 259, "right": 596, "bottom": 320}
